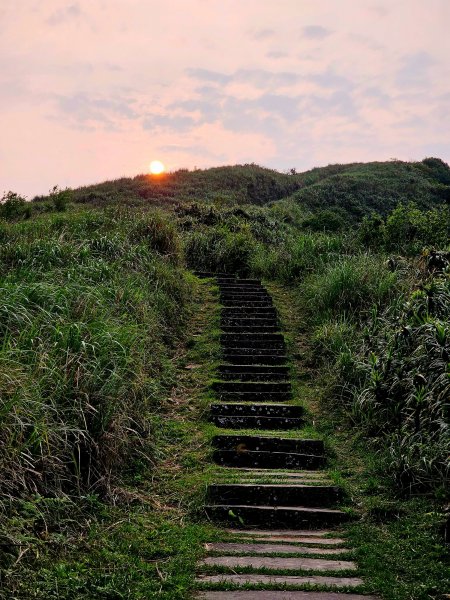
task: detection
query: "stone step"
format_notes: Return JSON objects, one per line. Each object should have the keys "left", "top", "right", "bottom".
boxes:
{"left": 217, "top": 372, "right": 289, "bottom": 382}
{"left": 215, "top": 392, "right": 292, "bottom": 402}
{"left": 221, "top": 317, "right": 279, "bottom": 326}
{"left": 199, "top": 554, "right": 356, "bottom": 571}
{"left": 223, "top": 347, "right": 286, "bottom": 356}
{"left": 198, "top": 591, "right": 377, "bottom": 600}
{"left": 217, "top": 278, "right": 262, "bottom": 285}
{"left": 222, "top": 307, "right": 277, "bottom": 316}
{"left": 243, "top": 536, "right": 346, "bottom": 545}
{"left": 221, "top": 340, "right": 286, "bottom": 351}
{"left": 221, "top": 300, "right": 274, "bottom": 307}
{"left": 210, "top": 403, "right": 302, "bottom": 417}
{"left": 204, "top": 542, "right": 348, "bottom": 555}
{"left": 220, "top": 288, "right": 270, "bottom": 295}
{"left": 196, "top": 574, "right": 363, "bottom": 588}
{"left": 221, "top": 325, "right": 280, "bottom": 333}
{"left": 218, "top": 365, "right": 290, "bottom": 378}
{"left": 221, "top": 333, "right": 285, "bottom": 343}
{"left": 223, "top": 354, "right": 288, "bottom": 365}
{"left": 207, "top": 484, "right": 342, "bottom": 507}
{"left": 210, "top": 415, "right": 304, "bottom": 429}
{"left": 220, "top": 295, "right": 272, "bottom": 303}
{"left": 213, "top": 450, "right": 326, "bottom": 469}
{"left": 204, "top": 505, "right": 351, "bottom": 529}
{"left": 221, "top": 471, "right": 329, "bottom": 479}
{"left": 212, "top": 435, "right": 324, "bottom": 455}
{"left": 213, "top": 382, "right": 291, "bottom": 393}
{"left": 219, "top": 288, "right": 267, "bottom": 295}
{"left": 226, "top": 529, "right": 334, "bottom": 537}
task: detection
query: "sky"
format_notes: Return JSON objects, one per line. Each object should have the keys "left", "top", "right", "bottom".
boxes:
{"left": 1, "top": 0, "right": 450, "bottom": 197}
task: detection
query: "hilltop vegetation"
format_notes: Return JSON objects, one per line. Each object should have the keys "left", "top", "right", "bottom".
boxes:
{"left": 0, "top": 158, "right": 449, "bottom": 598}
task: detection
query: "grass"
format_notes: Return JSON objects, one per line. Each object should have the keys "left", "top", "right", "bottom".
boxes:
{"left": 1, "top": 158, "right": 449, "bottom": 598}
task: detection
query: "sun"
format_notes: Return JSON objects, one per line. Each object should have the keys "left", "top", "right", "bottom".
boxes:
{"left": 149, "top": 160, "right": 165, "bottom": 175}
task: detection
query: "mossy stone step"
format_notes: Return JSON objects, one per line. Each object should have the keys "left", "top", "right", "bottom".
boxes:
{"left": 223, "top": 347, "right": 286, "bottom": 355}
{"left": 223, "top": 354, "right": 288, "bottom": 365}
{"left": 221, "top": 340, "right": 286, "bottom": 351}
{"left": 219, "top": 286, "right": 267, "bottom": 293}
{"left": 210, "top": 403, "right": 302, "bottom": 417}
{"left": 198, "top": 591, "right": 377, "bottom": 600}
{"left": 220, "top": 292, "right": 273, "bottom": 304}
{"left": 221, "top": 326, "right": 280, "bottom": 334}
{"left": 207, "top": 484, "right": 342, "bottom": 507}
{"left": 226, "top": 529, "right": 334, "bottom": 536}
{"left": 213, "top": 382, "right": 291, "bottom": 393}
{"left": 212, "top": 435, "right": 324, "bottom": 454}
{"left": 217, "top": 278, "right": 262, "bottom": 285}
{"left": 213, "top": 450, "right": 326, "bottom": 469}
{"left": 221, "top": 333, "right": 284, "bottom": 342}
{"left": 216, "top": 372, "right": 289, "bottom": 382}
{"left": 196, "top": 574, "right": 363, "bottom": 588}
{"left": 218, "top": 364, "right": 289, "bottom": 377}
{"left": 222, "top": 307, "right": 277, "bottom": 316}
{"left": 204, "top": 505, "right": 351, "bottom": 529}
{"left": 210, "top": 415, "right": 304, "bottom": 429}
{"left": 243, "top": 536, "right": 345, "bottom": 545}
{"left": 221, "top": 317, "right": 279, "bottom": 326}
{"left": 204, "top": 542, "right": 348, "bottom": 555}
{"left": 199, "top": 554, "right": 355, "bottom": 571}
{"left": 215, "top": 392, "right": 292, "bottom": 402}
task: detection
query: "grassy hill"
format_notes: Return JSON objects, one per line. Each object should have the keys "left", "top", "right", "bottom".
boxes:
{"left": 1, "top": 158, "right": 449, "bottom": 598}
{"left": 25, "top": 157, "right": 450, "bottom": 219}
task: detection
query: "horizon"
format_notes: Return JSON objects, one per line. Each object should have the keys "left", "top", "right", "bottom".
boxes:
{"left": 1, "top": 0, "right": 450, "bottom": 197}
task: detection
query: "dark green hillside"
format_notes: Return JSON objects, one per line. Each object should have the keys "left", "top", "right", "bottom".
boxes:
{"left": 288, "top": 159, "right": 450, "bottom": 220}
{"left": 31, "top": 164, "right": 301, "bottom": 209}
{"left": 27, "top": 158, "right": 450, "bottom": 222}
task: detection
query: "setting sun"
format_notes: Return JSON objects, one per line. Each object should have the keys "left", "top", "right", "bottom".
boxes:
{"left": 149, "top": 160, "right": 165, "bottom": 175}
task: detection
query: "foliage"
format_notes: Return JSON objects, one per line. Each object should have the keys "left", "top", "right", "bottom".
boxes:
{"left": 0, "top": 191, "right": 30, "bottom": 221}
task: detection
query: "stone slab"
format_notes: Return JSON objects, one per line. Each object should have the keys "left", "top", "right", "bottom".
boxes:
{"left": 199, "top": 555, "right": 356, "bottom": 571}
{"left": 198, "top": 592, "right": 378, "bottom": 600}
{"left": 205, "top": 542, "right": 348, "bottom": 555}
{"left": 196, "top": 574, "right": 363, "bottom": 587}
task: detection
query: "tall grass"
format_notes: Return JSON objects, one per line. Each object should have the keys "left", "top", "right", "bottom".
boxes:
{"left": 0, "top": 209, "right": 193, "bottom": 501}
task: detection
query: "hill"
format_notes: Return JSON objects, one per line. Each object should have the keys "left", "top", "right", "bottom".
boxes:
{"left": 0, "top": 158, "right": 449, "bottom": 599}
{"left": 26, "top": 157, "right": 450, "bottom": 222}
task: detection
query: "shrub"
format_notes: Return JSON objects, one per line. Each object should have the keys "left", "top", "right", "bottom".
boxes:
{"left": 0, "top": 191, "right": 30, "bottom": 221}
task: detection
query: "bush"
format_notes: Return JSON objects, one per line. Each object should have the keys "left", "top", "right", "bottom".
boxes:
{"left": 0, "top": 191, "right": 30, "bottom": 221}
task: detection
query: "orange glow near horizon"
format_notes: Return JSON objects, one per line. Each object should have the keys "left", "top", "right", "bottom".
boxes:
{"left": 149, "top": 160, "right": 165, "bottom": 175}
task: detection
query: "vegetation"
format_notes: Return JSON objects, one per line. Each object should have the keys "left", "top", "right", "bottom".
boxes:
{"left": 1, "top": 158, "right": 449, "bottom": 598}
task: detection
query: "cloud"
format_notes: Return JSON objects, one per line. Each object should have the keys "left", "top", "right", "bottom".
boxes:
{"left": 143, "top": 114, "right": 196, "bottom": 132}
{"left": 302, "top": 25, "right": 333, "bottom": 40}
{"left": 253, "top": 28, "right": 275, "bottom": 41}
{"left": 396, "top": 51, "right": 436, "bottom": 88}
{"left": 55, "top": 93, "right": 137, "bottom": 128}
{"left": 47, "top": 3, "right": 82, "bottom": 26}
{"left": 186, "top": 68, "right": 231, "bottom": 84}
{"left": 266, "top": 51, "right": 288, "bottom": 60}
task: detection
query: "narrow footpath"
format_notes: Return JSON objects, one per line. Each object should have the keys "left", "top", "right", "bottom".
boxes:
{"left": 195, "top": 275, "right": 380, "bottom": 600}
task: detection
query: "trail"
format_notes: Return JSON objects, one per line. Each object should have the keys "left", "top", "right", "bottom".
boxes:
{"left": 194, "top": 274, "right": 379, "bottom": 599}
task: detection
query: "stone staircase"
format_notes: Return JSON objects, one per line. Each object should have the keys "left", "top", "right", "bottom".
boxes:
{"left": 195, "top": 274, "right": 378, "bottom": 600}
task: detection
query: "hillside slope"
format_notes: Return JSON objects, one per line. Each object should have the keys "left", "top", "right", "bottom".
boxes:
{"left": 28, "top": 157, "right": 450, "bottom": 221}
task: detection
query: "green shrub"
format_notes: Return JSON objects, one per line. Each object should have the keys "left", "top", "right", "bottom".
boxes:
{"left": 0, "top": 191, "right": 30, "bottom": 221}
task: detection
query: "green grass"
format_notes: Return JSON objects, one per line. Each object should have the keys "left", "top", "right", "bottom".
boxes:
{"left": 1, "top": 159, "right": 449, "bottom": 598}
